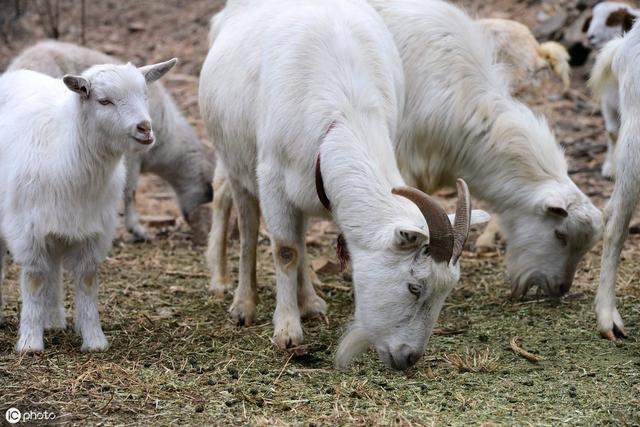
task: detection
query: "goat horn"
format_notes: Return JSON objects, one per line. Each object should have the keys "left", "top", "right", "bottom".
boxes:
{"left": 391, "top": 186, "right": 453, "bottom": 264}
{"left": 452, "top": 179, "right": 472, "bottom": 265}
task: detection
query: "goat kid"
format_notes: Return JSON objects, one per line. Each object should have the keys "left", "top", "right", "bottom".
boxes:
{"left": 8, "top": 41, "right": 214, "bottom": 242}
{"left": 0, "top": 59, "right": 176, "bottom": 352}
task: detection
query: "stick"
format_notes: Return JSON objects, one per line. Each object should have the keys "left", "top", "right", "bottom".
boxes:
{"left": 510, "top": 336, "right": 543, "bottom": 363}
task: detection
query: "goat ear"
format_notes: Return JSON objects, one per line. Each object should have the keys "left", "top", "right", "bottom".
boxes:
{"left": 448, "top": 209, "right": 491, "bottom": 226}
{"left": 139, "top": 58, "right": 178, "bottom": 84}
{"left": 393, "top": 225, "right": 428, "bottom": 250}
{"left": 62, "top": 75, "right": 90, "bottom": 99}
{"left": 606, "top": 9, "right": 635, "bottom": 31}
{"left": 544, "top": 197, "right": 569, "bottom": 218}
{"left": 582, "top": 15, "right": 592, "bottom": 33}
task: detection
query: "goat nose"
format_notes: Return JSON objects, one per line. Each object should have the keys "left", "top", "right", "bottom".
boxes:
{"left": 137, "top": 120, "right": 151, "bottom": 133}
{"left": 406, "top": 351, "right": 422, "bottom": 368}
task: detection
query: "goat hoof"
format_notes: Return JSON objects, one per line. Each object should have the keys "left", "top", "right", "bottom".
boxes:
{"left": 209, "top": 277, "right": 233, "bottom": 299}
{"left": 613, "top": 323, "right": 627, "bottom": 339}
{"left": 129, "top": 227, "right": 150, "bottom": 243}
{"left": 229, "top": 301, "right": 255, "bottom": 327}
{"left": 16, "top": 335, "right": 44, "bottom": 353}
{"left": 272, "top": 319, "right": 304, "bottom": 350}
{"left": 81, "top": 331, "right": 109, "bottom": 352}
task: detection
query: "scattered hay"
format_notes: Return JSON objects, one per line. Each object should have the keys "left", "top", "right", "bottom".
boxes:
{"left": 443, "top": 347, "right": 501, "bottom": 373}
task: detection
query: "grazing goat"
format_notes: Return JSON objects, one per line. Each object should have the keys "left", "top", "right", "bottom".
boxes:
{"left": 368, "top": 0, "right": 602, "bottom": 298}
{"left": 583, "top": 2, "right": 637, "bottom": 50}
{"left": 478, "top": 18, "right": 571, "bottom": 93}
{"left": 200, "top": 0, "right": 488, "bottom": 370}
{"left": 593, "top": 22, "right": 640, "bottom": 340}
{"left": 8, "top": 41, "right": 214, "bottom": 242}
{"left": 0, "top": 58, "right": 176, "bottom": 352}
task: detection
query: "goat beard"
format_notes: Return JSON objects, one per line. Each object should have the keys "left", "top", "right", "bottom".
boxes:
{"left": 335, "top": 326, "right": 370, "bottom": 369}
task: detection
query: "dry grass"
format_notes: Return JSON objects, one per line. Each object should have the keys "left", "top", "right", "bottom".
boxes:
{"left": 443, "top": 348, "right": 501, "bottom": 373}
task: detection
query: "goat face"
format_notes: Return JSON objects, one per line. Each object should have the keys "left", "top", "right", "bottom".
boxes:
{"left": 63, "top": 59, "right": 176, "bottom": 155}
{"left": 584, "top": 3, "right": 635, "bottom": 49}
{"left": 336, "top": 181, "right": 489, "bottom": 370}
{"left": 503, "top": 189, "right": 602, "bottom": 299}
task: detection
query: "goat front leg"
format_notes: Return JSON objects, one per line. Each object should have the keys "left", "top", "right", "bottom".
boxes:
{"left": 207, "top": 171, "right": 234, "bottom": 298}
{"left": 42, "top": 261, "right": 65, "bottom": 330}
{"left": 16, "top": 255, "right": 60, "bottom": 353}
{"left": 66, "top": 239, "right": 110, "bottom": 351}
{"left": 124, "top": 155, "right": 149, "bottom": 242}
{"left": 227, "top": 179, "right": 259, "bottom": 326}
{"left": 73, "top": 269, "right": 108, "bottom": 351}
{"left": 261, "top": 184, "right": 306, "bottom": 349}
{"left": 596, "top": 135, "right": 640, "bottom": 340}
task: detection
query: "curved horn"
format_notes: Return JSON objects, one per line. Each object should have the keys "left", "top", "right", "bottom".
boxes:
{"left": 452, "top": 179, "right": 472, "bottom": 265}
{"left": 391, "top": 186, "right": 453, "bottom": 264}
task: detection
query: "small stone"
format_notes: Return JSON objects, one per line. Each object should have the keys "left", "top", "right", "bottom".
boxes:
{"left": 128, "top": 21, "right": 146, "bottom": 33}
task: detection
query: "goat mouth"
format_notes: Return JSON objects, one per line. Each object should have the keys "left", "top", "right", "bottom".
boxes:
{"left": 133, "top": 135, "right": 154, "bottom": 145}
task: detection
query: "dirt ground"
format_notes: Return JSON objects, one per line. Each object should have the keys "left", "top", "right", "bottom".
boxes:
{"left": 1, "top": 0, "right": 639, "bottom": 425}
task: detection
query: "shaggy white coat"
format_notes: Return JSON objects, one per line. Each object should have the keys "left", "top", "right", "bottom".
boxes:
{"left": 8, "top": 41, "right": 213, "bottom": 241}
{"left": 0, "top": 59, "right": 175, "bottom": 352}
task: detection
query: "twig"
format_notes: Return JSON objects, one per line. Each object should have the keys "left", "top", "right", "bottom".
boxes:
{"left": 273, "top": 352, "right": 294, "bottom": 384}
{"left": 316, "top": 282, "right": 350, "bottom": 292}
{"left": 510, "top": 336, "right": 543, "bottom": 363}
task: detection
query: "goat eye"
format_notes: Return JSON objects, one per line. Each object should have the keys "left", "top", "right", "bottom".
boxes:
{"left": 421, "top": 244, "right": 430, "bottom": 257}
{"left": 407, "top": 283, "right": 421, "bottom": 298}
{"left": 98, "top": 99, "right": 113, "bottom": 106}
{"left": 555, "top": 230, "right": 568, "bottom": 246}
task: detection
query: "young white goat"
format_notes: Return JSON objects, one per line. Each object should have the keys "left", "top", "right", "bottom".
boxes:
{"left": 368, "top": 0, "right": 602, "bottom": 298}
{"left": 594, "top": 22, "right": 640, "bottom": 340}
{"left": 0, "top": 58, "right": 176, "bottom": 352}
{"left": 583, "top": 2, "right": 637, "bottom": 50}
{"left": 200, "top": 0, "right": 488, "bottom": 370}
{"left": 478, "top": 18, "right": 571, "bottom": 93}
{"left": 209, "top": 0, "right": 602, "bottom": 301}
{"left": 8, "top": 41, "right": 213, "bottom": 242}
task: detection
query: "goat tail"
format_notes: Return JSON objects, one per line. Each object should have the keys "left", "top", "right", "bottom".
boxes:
{"left": 537, "top": 41, "right": 571, "bottom": 92}
{"left": 588, "top": 38, "right": 624, "bottom": 101}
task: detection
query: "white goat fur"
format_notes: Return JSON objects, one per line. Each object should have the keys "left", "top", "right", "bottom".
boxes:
{"left": 7, "top": 41, "right": 214, "bottom": 242}
{"left": 594, "top": 22, "right": 640, "bottom": 340}
{"left": 208, "top": 0, "right": 602, "bottom": 301}
{"left": 0, "top": 59, "right": 175, "bottom": 352}
{"left": 200, "top": 0, "right": 488, "bottom": 370}
{"left": 478, "top": 18, "right": 571, "bottom": 93}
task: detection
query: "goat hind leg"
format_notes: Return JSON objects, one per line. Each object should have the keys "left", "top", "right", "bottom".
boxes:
{"left": 207, "top": 175, "right": 234, "bottom": 298}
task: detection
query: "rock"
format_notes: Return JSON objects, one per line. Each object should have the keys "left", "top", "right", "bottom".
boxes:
{"left": 128, "top": 21, "right": 146, "bottom": 33}
{"left": 534, "top": 11, "right": 568, "bottom": 40}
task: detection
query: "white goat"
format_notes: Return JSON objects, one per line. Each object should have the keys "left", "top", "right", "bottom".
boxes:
{"left": 200, "top": 0, "right": 488, "bottom": 370}
{"left": 478, "top": 18, "right": 571, "bottom": 93}
{"left": 593, "top": 22, "right": 640, "bottom": 340}
{"left": 208, "top": 0, "right": 603, "bottom": 301}
{"left": 7, "top": 41, "right": 213, "bottom": 242}
{"left": 583, "top": 2, "right": 637, "bottom": 50}
{"left": 367, "top": 0, "right": 602, "bottom": 298}
{"left": 0, "top": 58, "right": 176, "bottom": 352}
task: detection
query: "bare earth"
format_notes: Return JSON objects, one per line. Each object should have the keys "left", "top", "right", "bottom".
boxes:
{"left": 0, "top": 0, "right": 639, "bottom": 425}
